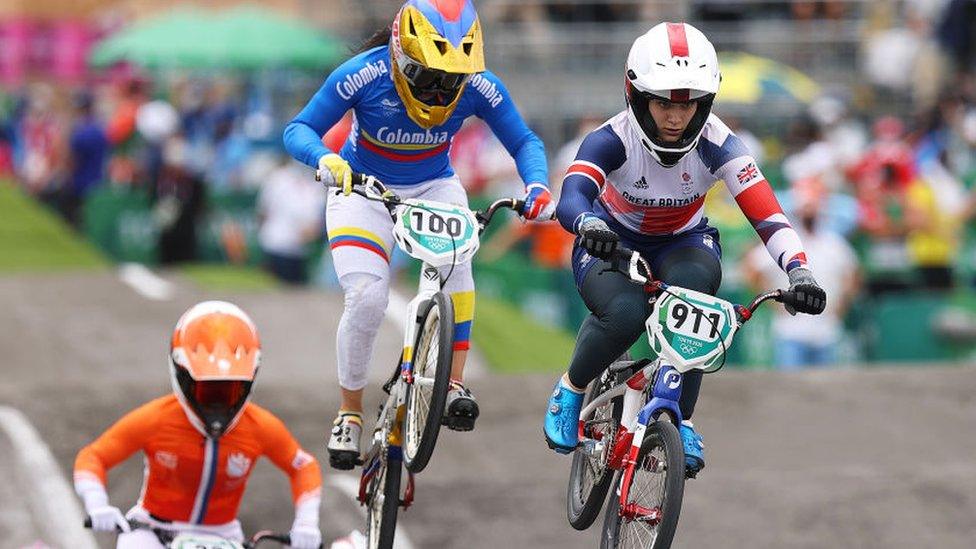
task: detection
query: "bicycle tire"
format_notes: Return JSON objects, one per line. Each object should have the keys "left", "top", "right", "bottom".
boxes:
{"left": 403, "top": 292, "right": 454, "bottom": 473}
{"left": 366, "top": 454, "right": 402, "bottom": 549}
{"left": 600, "top": 419, "right": 685, "bottom": 549}
{"left": 567, "top": 369, "right": 623, "bottom": 530}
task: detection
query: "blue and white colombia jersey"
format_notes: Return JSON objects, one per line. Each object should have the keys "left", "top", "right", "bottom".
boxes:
{"left": 283, "top": 46, "right": 547, "bottom": 187}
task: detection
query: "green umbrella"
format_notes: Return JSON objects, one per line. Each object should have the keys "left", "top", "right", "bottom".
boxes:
{"left": 214, "top": 7, "right": 345, "bottom": 70}
{"left": 90, "top": 6, "right": 344, "bottom": 70}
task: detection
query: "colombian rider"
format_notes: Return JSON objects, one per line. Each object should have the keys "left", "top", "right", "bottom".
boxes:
{"left": 543, "top": 22, "right": 827, "bottom": 476}
{"left": 283, "top": 0, "right": 553, "bottom": 470}
{"left": 74, "top": 301, "right": 323, "bottom": 548}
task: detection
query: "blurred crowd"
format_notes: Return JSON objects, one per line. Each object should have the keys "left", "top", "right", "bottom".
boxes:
{"left": 0, "top": 76, "right": 330, "bottom": 279}
{"left": 3, "top": 0, "right": 976, "bottom": 370}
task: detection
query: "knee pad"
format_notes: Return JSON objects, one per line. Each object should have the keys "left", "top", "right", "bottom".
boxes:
{"left": 339, "top": 273, "right": 390, "bottom": 332}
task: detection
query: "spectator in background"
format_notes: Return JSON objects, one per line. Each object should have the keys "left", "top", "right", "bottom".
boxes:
{"left": 207, "top": 107, "right": 251, "bottom": 191}
{"left": 63, "top": 91, "right": 108, "bottom": 228}
{"left": 743, "top": 180, "right": 861, "bottom": 369}
{"left": 18, "top": 83, "right": 63, "bottom": 199}
{"left": 257, "top": 158, "right": 326, "bottom": 285}
{"left": 848, "top": 116, "right": 916, "bottom": 293}
{"left": 936, "top": 0, "right": 976, "bottom": 79}
{"left": 153, "top": 136, "right": 205, "bottom": 264}
{"left": 106, "top": 79, "right": 147, "bottom": 187}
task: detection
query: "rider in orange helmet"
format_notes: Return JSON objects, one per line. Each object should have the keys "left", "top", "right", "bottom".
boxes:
{"left": 74, "top": 301, "right": 323, "bottom": 548}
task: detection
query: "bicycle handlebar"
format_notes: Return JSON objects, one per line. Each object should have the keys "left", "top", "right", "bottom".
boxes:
{"left": 84, "top": 517, "right": 306, "bottom": 548}
{"left": 610, "top": 246, "right": 794, "bottom": 324}
{"left": 333, "top": 172, "right": 532, "bottom": 231}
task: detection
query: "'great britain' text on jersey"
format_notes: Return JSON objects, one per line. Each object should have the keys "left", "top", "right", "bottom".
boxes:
{"left": 620, "top": 191, "right": 703, "bottom": 207}
{"left": 336, "top": 60, "right": 389, "bottom": 100}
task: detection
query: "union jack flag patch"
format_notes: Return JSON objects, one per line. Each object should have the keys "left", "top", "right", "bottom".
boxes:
{"left": 736, "top": 162, "right": 759, "bottom": 185}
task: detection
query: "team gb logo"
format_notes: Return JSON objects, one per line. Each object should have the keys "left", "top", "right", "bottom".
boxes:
{"left": 226, "top": 452, "right": 252, "bottom": 478}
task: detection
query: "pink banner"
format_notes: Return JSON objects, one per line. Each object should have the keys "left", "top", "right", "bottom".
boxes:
{"left": 0, "top": 19, "right": 31, "bottom": 86}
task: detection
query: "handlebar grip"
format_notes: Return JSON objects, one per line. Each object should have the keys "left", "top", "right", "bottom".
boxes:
{"left": 84, "top": 517, "right": 92, "bottom": 528}
{"left": 611, "top": 246, "right": 635, "bottom": 261}
{"left": 350, "top": 172, "right": 364, "bottom": 188}
{"left": 513, "top": 199, "right": 526, "bottom": 215}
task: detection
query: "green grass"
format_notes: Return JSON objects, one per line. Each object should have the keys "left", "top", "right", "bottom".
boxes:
{"left": 179, "top": 263, "right": 278, "bottom": 292}
{"left": 473, "top": 295, "right": 577, "bottom": 373}
{"left": 0, "top": 181, "right": 106, "bottom": 272}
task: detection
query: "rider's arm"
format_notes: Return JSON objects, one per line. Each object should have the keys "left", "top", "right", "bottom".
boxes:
{"left": 283, "top": 55, "right": 368, "bottom": 169}
{"left": 254, "top": 407, "right": 323, "bottom": 516}
{"left": 473, "top": 71, "right": 548, "bottom": 187}
{"left": 709, "top": 134, "right": 808, "bottom": 273}
{"left": 554, "top": 125, "right": 627, "bottom": 234}
{"left": 74, "top": 400, "right": 156, "bottom": 509}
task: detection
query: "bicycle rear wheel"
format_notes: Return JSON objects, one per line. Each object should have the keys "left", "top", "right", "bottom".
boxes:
{"left": 567, "top": 369, "right": 623, "bottom": 530}
{"left": 600, "top": 419, "right": 684, "bottom": 549}
{"left": 366, "top": 454, "right": 402, "bottom": 549}
{"left": 403, "top": 292, "right": 453, "bottom": 473}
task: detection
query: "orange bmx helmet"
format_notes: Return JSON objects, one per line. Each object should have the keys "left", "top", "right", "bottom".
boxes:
{"left": 169, "top": 301, "right": 261, "bottom": 437}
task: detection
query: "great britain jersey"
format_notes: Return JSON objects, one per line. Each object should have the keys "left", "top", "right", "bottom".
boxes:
{"left": 283, "top": 45, "right": 547, "bottom": 187}
{"left": 556, "top": 111, "right": 808, "bottom": 273}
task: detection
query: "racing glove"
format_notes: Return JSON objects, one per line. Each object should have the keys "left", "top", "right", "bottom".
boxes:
{"left": 88, "top": 505, "right": 130, "bottom": 533}
{"left": 522, "top": 183, "right": 555, "bottom": 220}
{"left": 577, "top": 215, "right": 619, "bottom": 260}
{"left": 317, "top": 153, "right": 353, "bottom": 195}
{"left": 288, "top": 524, "right": 322, "bottom": 549}
{"left": 78, "top": 481, "right": 130, "bottom": 532}
{"left": 785, "top": 267, "right": 827, "bottom": 315}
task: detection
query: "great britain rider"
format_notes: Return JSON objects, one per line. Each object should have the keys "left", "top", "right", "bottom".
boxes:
{"left": 543, "top": 22, "right": 827, "bottom": 475}
{"left": 283, "top": 0, "right": 553, "bottom": 470}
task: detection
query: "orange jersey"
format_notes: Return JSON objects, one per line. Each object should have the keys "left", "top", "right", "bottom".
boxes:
{"left": 74, "top": 395, "right": 321, "bottom": 525}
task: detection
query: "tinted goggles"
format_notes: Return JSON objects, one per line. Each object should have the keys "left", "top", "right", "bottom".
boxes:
{"left": 401, "top": 60, "right": 469, "bottom": 92}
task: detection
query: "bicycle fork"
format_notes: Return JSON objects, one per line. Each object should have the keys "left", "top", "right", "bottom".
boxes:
{"left": 616, "top": 364, "right": 684, "bottom": 524}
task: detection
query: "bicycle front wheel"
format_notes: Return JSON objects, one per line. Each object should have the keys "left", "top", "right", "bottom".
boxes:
{"left": 600, "top": 419, "right": 684, "bottom": 549}
{"left": 403, "top": 292, "right": 453, "bottom": 473}
{"left": 366, "top": 454, "right": 402, "bottom": 549}
{"left": 567, "top": 369, "right": 623, "bottom": 530}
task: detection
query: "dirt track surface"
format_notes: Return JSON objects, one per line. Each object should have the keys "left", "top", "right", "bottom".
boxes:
{"left": 2, "top": 270, "right": 976, "bottom": 549}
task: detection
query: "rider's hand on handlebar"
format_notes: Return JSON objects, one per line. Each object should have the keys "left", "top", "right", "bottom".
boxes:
{"left": 522, "top": 183, "right": 555, "bottom": 220}
{"left": 88, "top": 506, "right": 130, "bottom": 533}
{"left": 288, "top": 524, "right": 322, "bottom": 549}
{"left": 317, "top": 153, "right": 353, "bottom": 195}
{"left": 784, "top": 267, "right": 826, "bottom": 315}
{"left": 577, "top": 215, "right": 619, "bottom": 260}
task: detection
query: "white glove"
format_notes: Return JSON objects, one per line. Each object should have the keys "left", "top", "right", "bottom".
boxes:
{"left": 289, "top": 524, "right": 322, "bottom": 549}
{"left": 88, "top": 505, "right": 130, "bottom": 533}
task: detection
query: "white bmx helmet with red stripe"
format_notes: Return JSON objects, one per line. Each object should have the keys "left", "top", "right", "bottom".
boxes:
{"left": 625, "top": 22, "right": 721, "bottom": 166}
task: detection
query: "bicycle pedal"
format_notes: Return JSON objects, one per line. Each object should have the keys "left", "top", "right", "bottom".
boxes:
{"left": 441, "top": 415, "right": 476, "bottom": 431}
{"left": 328, "top": 451, "right": 362, "bottom": 471}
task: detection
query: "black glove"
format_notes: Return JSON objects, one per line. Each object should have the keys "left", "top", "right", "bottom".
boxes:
{"left": 784, "top": 268, "right": 827, "bottom": 315}
{"left": 577, "top": 216, "right": 619, "bottom": 260}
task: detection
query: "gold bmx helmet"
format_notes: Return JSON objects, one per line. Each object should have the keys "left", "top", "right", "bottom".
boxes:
{"left": 390, "top": 0, "right": 485, "bottom": 129}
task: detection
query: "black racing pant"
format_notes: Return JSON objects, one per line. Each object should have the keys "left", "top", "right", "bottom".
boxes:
{"left": 567, "top": 246, "right": 722, "bottom": 420}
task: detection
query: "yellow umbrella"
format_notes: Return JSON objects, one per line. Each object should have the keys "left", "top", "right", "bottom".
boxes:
{"left": 716, "top": 52, "right": 820, "bottom": 105}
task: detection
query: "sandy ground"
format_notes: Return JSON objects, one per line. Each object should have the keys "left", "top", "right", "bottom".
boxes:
{"left": 2, "top": 271, "right": 975, "bottom": 549}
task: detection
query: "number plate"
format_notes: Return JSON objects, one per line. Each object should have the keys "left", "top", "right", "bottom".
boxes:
{"left": 647, "top": 286, "right": 738, "bottom": 372}
{"left": 393, "top": 199, "right": 479, "bottom": 266}
{"left": 171, "top": 533, "right": 243, "bottom": 548}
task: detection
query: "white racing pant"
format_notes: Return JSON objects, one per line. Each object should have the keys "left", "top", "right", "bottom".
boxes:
{"left": 116, "top": 505, "right": 244, "bottom": 548}
{"left": 326, "top": 176, "right": 475, "bottom": 391}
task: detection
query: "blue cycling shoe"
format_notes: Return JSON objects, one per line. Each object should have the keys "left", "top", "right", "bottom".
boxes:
{"left": 544, "top": 380, "right": 585, "bottom": 454}
{"left": 680, "top": 422, "right": 705, "bottom": 477}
